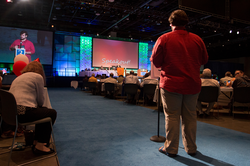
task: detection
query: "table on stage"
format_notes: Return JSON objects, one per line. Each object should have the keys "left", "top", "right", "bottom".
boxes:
{"left": 79, "top": 70, "right": 117, "bottom": 77}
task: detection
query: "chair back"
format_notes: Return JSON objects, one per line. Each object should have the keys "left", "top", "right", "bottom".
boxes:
{"left": 198, "top": 86, "right": 219, "bottom": 103}
{"left": 124, "top": 84, "right": 138, "bottom": 95}
{"left": 143, "top": 84, "right": 157, "bottom": 96}
{"left": 233, "top": 87, "right": 250, "bottom": 103}
{"left": 88, "top": 82, "right": 97, "bottom": 88}
{"left": 2, "top": 75, "right": 17, "bottom": 85}
{"left": 105, "top": 83, "right": 115, "bottom": 91}
{"left": 0, "top": 89, "right": 17, "bottom": 126}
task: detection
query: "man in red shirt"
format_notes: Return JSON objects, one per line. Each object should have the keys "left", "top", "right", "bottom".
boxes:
{"left": 150, "top": 10, "right": 208, "bottom": 157}
{"left": 9, "top": 30, "right": 35, "bottom": 62}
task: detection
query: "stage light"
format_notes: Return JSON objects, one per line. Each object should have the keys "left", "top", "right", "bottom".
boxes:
{"left": 51, "top": 25, "right": 54, "bottom": 28}
{"left": 229, "top": 30, "right": 232, "bottom": 33}
{"left": 237, "top": 31, "right": 240, "bottom": 34}
{"left": 7, "top": 0, "right": 13, "bottom": 3}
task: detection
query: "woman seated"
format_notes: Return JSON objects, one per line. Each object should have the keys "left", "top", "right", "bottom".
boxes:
{"left": 9, "top": 61, "right": 57, "bottom": 155}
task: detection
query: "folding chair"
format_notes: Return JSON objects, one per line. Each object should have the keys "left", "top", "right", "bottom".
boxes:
{"left": 232, "top": 87, "right": 250, "bottom": 118}
{"left": 104, "top": 83, "right": 116, "bottom": 98}
{"left": 124, "top": 84, "right": 139, "bottom": 104}
{"left": 143, "top": 84, "right": 157, "bottom": 105}
{"left": 0, "top": 89, "right": 59, "bottom": 166}
{"left": 198, "top": 86, "right": 219, "bottom": 118}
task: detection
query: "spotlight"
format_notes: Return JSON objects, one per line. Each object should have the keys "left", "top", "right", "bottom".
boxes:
{"left": 229, "top": 30, "right": 232, "bottom": 33}
{"left": 237, "top": 31, "right": 240, "bottom": 34}
{"left": 7, "top": 0, "right": 13, "bottom": 3}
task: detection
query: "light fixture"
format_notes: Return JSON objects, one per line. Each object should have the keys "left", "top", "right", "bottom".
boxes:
{"left": 51, "top": 25, "right": 54, "bottom": 28}
{"left": 229, "top": 30, "right": 232, "bottom": 33}
{"left": 237, "top": 31, "right": 239, "bottom": 34}
{"left": 7, "top": 0, "right": 13, "bottom": 3}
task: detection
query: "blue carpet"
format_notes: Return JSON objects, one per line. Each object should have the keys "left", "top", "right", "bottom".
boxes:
{"left": 48, "top": 88, "right": 250, "bottom": 166}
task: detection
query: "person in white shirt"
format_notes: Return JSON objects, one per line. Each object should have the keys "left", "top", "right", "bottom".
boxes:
{"left": 197, "top": 68, "right": 220, "bottom": 116}
{"left": 124, "top": 71, "right": 140, "bottom": 85}
{"left": 104, "top": 73, "right": 118, "bottom": 97}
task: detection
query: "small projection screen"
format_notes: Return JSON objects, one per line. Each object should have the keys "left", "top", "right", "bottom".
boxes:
{"left": 92, "top": 38, "right": 139, "bottom": 68}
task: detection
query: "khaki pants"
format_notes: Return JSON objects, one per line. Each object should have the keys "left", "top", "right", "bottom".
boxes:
{"left": 160, "top": 88, "right": 199, "bottom": 154}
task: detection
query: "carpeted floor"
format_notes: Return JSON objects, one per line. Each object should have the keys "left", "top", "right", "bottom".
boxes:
{"left": 47, "top": 88, "right": 250, "bottom": 166}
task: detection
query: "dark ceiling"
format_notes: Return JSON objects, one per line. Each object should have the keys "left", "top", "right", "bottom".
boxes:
{"left": 1, "top": 0, "right": 250, "bottom": 59}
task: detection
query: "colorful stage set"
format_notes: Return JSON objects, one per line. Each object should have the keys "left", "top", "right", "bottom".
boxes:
{"left": 53, "top": 34, "right": 153, "bottom": 78}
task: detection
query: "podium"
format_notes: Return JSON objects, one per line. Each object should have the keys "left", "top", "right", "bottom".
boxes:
{"left": 15, "top": 48, "right": 26, "bottom": 57}
{"left": 117, "top": 67, "right": 124, "bottom": 76}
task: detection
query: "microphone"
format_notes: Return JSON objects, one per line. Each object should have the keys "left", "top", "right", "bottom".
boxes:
{"left": 20, "top": 41, "right": 22, "bottom": 48}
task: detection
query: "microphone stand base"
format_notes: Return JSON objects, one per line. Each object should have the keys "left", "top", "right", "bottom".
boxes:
{"left": 150, "top": 135, "right": 166, "bottom": 142}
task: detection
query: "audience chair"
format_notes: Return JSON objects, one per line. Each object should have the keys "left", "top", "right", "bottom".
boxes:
{"left": 0, "top": 89, "right": 59, "bottom": 166}
{"left": 104, "top": 83, "right": 116, "bottom": 98}
{"left": 143, "top": 84, "right": 157, "bottom": 105}
{"left": 124, "top": 84, "right": 139, "bottom": 104}
{"left": 88, "top": 82, "right": 97, "bottom": 95}
{"left": 198, "top": 86, "right": 219, "bottom": 118}
{"left": 232, "top": 87, "right": 250, "bottom": 118}
{"left": 1, "top": 75, "right": 17, "bottom": 90}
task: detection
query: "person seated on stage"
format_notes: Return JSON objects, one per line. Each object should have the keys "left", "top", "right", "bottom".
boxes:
{"left": 99, "top": 66, "right": 104, "bottom": 70}
{"left": 84, "top": 68, "right": 88, "bottom": 71}
{"left": 117, "top": 75, "right": 124, "bottom": 84}
{"left": 232, "top": 70, "right": 250, "bottom": 88}
{"left": 9, "top": 61, "right": 57, "bottom": 155}
{"left": 197, "top": 68, "right": 220, "bottom": 117}
{"left": 220, "top": 71, "right": 233, "bottom": 86}
{"left": 88, "top": 73, "right": 98, "bottom": 83}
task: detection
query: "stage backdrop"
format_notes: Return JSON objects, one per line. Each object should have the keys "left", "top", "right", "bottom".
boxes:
{"left": 0, "top": 26, "right": 53, "bottom": 65}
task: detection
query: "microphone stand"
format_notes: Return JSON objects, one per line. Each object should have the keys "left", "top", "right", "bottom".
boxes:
{"left": 150, "top": 78, "right": 166, "bottom": 142}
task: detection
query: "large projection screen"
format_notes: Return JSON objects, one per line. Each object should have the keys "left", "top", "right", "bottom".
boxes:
{"left": 92, "top": 38, "right": 138, "bottom": 68}
{"left": 0, "top": 26, "right": 53, "bottom": 65}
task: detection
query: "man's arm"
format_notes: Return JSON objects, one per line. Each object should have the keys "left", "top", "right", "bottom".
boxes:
{"left": 9, "top": 40, "right": 19, "bottom": 51}
{"left": 26, "top": 41, "right": 35, "bottom": 55}
{"left": 150, "top": 36, "right": 164, "bottom": 68}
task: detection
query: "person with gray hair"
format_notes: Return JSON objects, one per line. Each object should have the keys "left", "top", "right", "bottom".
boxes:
{"left": 197, "top": 68, "right": 220, "bottom": 116}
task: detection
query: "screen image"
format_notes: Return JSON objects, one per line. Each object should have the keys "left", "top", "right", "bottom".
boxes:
{"left": 0, "top": 26, "right": 53, "bottom": 65}
{"left": 92, "top": 38, "right": 138, "bottom": 68}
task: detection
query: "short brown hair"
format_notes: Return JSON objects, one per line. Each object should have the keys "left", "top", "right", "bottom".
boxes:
{"left": 225, "top": 71, "right": 231, "bottom": 77}
{"left": 168, "top": 10, "right": 189, "bottom": 26}
{"left": 21, "top": 61, "right": 46, "bottom": 84}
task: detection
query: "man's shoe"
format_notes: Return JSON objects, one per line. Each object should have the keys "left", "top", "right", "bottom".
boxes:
{"left": 188, "top": 152, "right": 196, "bottom": 156}
{"left": 159, "top": 146, "right": 177, "bottom": 157}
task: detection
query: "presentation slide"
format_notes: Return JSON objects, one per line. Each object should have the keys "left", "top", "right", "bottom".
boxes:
{"left": 92, "top": 38, "right": 138, "bottom": 68}
{"left": 0, "top": 26, "right": 53, "bottom": 65}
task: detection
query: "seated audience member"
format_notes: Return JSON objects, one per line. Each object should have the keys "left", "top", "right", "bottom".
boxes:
{"left": 197, "top": 68, "right": 220, "bottom": 117}
{"left": 9, "top": 61, "right": 57, "bottom": 154}
{"left": 104, "top": 73, "right": 118, "bottom": 97}
{"left": 220, "top": 71, "right": 232, "bottom": 86}
{"left": 232, "top": 70, "right": 250, "bottom": 88}
{"left": 124, "top": 71, "right": 140, "bottom": 103}
{"left": 140, "top": 71, "right": 158, "bottom": 88}
{"left": 100, "top": 75, "right": 106, "bottom": 83}
{"left": 0, "top": 70, "right": 3, "bottom": 80}
{"left": 88, "top": 73, "right": 98, "bottom": 83}
{"left": 117, "top": 75, "right": 124, "bottom": 84}
{"left": 124, "top": 71, "right": 140, "bottom": 85}
{"left": 140, "top": 71, "right": 158, "bottom": 104}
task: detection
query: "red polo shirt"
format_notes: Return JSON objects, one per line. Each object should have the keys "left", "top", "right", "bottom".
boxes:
{"left": 150, "top": 27, "right": 208, "bottom": 94}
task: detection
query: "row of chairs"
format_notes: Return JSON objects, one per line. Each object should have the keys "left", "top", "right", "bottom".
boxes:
{"left": 198, "top": 86, "right": 250, "bottom": 118}
{"left": 82, "top": 81, "right": 157, "bottom": 104}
